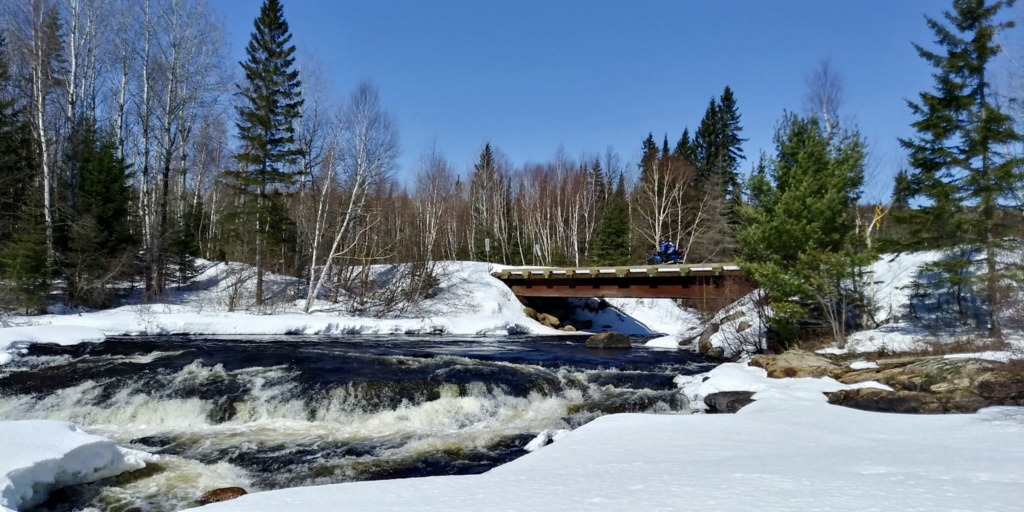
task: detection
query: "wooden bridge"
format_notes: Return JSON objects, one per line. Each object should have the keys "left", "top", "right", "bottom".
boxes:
{"left": 492, "top": 263, "right": 755, "bottom": 300}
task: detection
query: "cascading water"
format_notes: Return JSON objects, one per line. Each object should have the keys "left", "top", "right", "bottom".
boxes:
{"left": 0, "top": 335, "right": 715, "bottom": 511}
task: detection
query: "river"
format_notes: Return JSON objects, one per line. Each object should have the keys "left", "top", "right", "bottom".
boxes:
{"left": 0, "top": 334, "right": 715, "bottom": 511}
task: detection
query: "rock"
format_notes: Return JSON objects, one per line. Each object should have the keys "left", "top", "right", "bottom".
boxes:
{"left": 585, "top": 332, "right": 631, "bottom": 349}
{"left": 561, "top": 325, "right": 577, "bottom": 332}
{"left": 736, "top": 320, "right": 752, "bottom": 333}
{"left": 704, "top": 391, "right": 755, "bottom": 413}
{"left": 523, "top": 307, "right": 538, "bottom": 320}
{"left": 840, "top": 357, "right": 1000, "bottom": 394}
{"left": 749, "top": 350, "right": 845, "bottom": 379}
{"left": 975, "top": 370, "right": 1024, "bottom": 405}
{"left": 827, "top": 388, "right": 987, "bottom": 414}
{"left": 719, "top": 310, "right": 744, "bottom": 324}
{"left": 197, "top": 487, "right": 247, "bottom": 506}
{"left": 706, "top": 347, "right": 726, "bottom": 360}
{"left": 537, "top": 312, "right": 561, "bottom": 328}
{"left": 697, "top": 322, "right": 721, "bottom": 355}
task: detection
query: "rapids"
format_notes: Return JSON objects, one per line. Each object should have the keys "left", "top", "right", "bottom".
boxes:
{"left": 0, "top": 335, "right": 715, "bottom": 511}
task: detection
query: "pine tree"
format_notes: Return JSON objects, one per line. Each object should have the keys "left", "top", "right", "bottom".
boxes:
{"left": 898, "top": 0, "right": 1022, "bottom": 337}
{"left": 673, "top": 128, "right": 697, "bottom": 164}
{"left": 469, "top": 144, "right": 500, "bottom": 261}
{"left": 694, "top": 86, "right": 746, "bottom": 207}
{"left": 737, "top": 113, "right": 867, "bottom": 345}
{"left": 590, "top": 173, "right": 631, "bottom": 265}
{"left": 64, "top": 121, "right": 134, "bottom": 307}
{"left": 233, "top": 0, "right": 303, "bottom": 305}
{"left": 0, "top": 193, "right": 51, "bottom": 313}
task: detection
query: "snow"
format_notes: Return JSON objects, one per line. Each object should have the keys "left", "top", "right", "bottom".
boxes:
{"left": 849, "top": 360, "right": 879, "bottom": 370}
{"left": 9, "top": 262, "right": 566, "bottom": 339}
{"left": 183, "top": 363, "right": 1024, "bottom": 512}
{"left": 0, "top": 420, "right": 155, "bottom": 512}
{"left": 643, "top": 335, "right": 681, "bottom": 349}
{"left": 0, "top": 325, "right": 106, "bottom": 366}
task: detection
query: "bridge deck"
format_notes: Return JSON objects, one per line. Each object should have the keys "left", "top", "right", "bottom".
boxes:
{"left": 492, "top": 263, "right": 754, "bottom": 300}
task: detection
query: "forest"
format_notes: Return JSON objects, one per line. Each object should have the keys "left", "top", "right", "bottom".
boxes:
{"left": 0, "top": 0, "right": 1021, "bottom": 346}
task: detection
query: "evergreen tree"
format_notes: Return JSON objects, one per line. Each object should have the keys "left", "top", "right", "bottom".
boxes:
{"left": 590, "top": 173, "right": 631, "bottom": 265}
{"left": 737, "top": 113, "right": 867, "bottom": 345}
{"left": 898, "top": 0, "right": 1021, "bottom": 337}
{"left": 233, "top": 0, "right": 303, "bottom": 305}
{"left": 64, "top": 122, "right": 134, "bottom": 307}
{"left": 694, "top": 86, "right": 746, "bottom": 206}
{"left": 0, "top": 193, "right": 51, "bottom": 313}
{"left": 0, "top": 33, "right": 36, "bottom": 245}
{"left": 469, "top": 144, "right": 500, "bottom": 261}
{"left": 673, "top": 128, "right": 697, "bottom": 164}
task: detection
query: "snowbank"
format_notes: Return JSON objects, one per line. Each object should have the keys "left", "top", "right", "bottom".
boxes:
{"left": 0, "top": 325, "right": 106, "bottom": 366}
{"left": 184, "top": 366, "right": 1024, "bottom": 512}
{"left": 0, "top": 420, "right": 155, "bottom": 512}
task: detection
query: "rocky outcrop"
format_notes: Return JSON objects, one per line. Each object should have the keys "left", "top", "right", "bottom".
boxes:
{"left": 197, "top": 487, "right": 247, "bottom": 506}
{"left": 826, "top": 388, "right": 987, "bottom": 414}
{"left": 704, "top": 391, "right": 755, "bottom": 414}
{"left": 831, "top": 357, "right": 1024, "bottom": 413}
{"left": 585, "top": 332, "right": 631, "bottom": 349}
{"left": 749, "top": 350, "right": 846, "bottom": 379}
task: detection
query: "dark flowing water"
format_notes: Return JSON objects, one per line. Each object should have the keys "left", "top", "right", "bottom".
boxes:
{"left": 0, "top": 335, "right": 715, "bottom": 511}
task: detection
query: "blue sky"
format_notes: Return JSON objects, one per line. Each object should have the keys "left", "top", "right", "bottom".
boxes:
{"left": 214, "top": 0, "right": 1006, "bottom": 201}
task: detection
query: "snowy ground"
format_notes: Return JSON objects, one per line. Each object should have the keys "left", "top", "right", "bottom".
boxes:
{"left": 0, "top": 421, "right": 155, "bottom": 512}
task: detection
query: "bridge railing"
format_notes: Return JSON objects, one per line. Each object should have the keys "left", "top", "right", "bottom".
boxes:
{"left": 492, "top": 263, "right": 744, "bottom": 280}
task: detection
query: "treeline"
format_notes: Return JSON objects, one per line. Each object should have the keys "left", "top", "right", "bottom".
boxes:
{"left": 0, "top": 0, "right": 753, "bottom": 314}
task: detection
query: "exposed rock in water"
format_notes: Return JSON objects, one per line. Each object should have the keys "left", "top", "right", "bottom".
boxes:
{"left": 585, "top": 332, "right": 631, "bottom": 349}
{"left": 704, "top": 391, "right": 755, "bottom": 413}
{"left": 197, "top": 487, "right": 247, "bottom": 506}
{"left": 750, "top": 350, "right": 845, "bottom": 379}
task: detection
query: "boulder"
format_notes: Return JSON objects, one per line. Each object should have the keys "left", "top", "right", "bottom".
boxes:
{"left": 827, "top": 388, "right": 987, "bottom": 414}
{"left": 585, "top": 332, "right": 631, "bottom": 349}
{"left": 197, "top": 487, "right": 247, "bottom": 506}
{"left": 561, "top": 325, "right": 577, "bottom": 332}
{"left": 697, "top": 322, "right": 721, "bottom": 355}
{"left": 704, "top": 391, "right": 755, "bottom": 414}
{"left": 523, "top": 307, "right": 538, "bottom": 320}
{"left": 736, "top": 320, "right": 752, "bottom": 333}
{"left": 537, "top": 313, "right": 561, "bottom": 328}
{"left": 749, "top": 350, "right": 845, "bottom": 379}
{"left": 705, "top": 346, "right": 726, "bottom": 360}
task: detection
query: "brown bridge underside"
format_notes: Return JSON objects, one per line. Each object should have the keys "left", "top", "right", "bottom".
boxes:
{"left": 492, "top": 264, "right": 755, "bottom": 301}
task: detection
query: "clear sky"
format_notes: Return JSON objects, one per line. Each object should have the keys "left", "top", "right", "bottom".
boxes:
{"left": 213, "top": 0, "right": 1014, "bottom": 201}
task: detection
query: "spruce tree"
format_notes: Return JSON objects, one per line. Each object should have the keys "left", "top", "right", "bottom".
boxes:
{"left": 233, "top": 0, "right": 303, "bottom": 305}
{"left": 737, "top": 113, "right": 867, "bottom": 345}
{"left": 469, "top": 144, "right": 500, "bottom": 262}
{"left": 590, "top": 173, "right": 631, "bottom": 265}
{"left": 694, "top": 86, "right": 746, "bottom": 207}
{"left": 898, "top": 0, "right": 1022, "bottom": 337}
{"left": 64, "top": 122, "right": 134, "bottom": 307}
